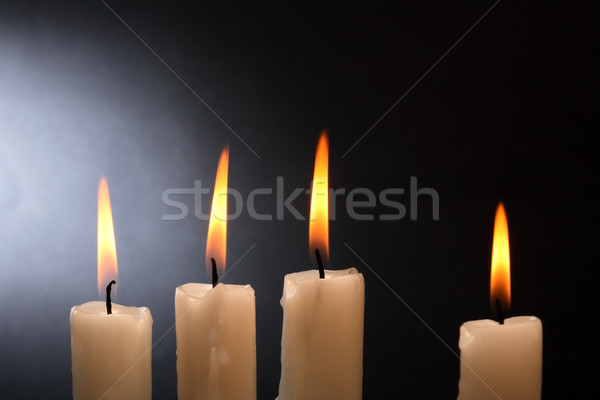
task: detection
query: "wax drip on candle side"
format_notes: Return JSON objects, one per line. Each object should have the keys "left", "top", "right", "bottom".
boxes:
{"left": 495, "top": 297, "right": 505, "bottom": 324}
{"left": 315, "top": 249, "right": 325, "bottom": 279}
{"left": 211, "top": 257, "right": 219, "bottom": 288}
{"left": 106, "top": 280, "right": 116, "bottom": 315}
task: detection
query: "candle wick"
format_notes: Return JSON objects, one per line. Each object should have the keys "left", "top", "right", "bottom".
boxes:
{"left": 495, "top": 297, "right": 505, "bottom": 324}
{"left": 106, "top": 280, "right": 116, "bottom": 315}
{"left": 315, "top": 249, "right": 325, "bottom": 279}
{"left": 211, "top": 257, "right": 219, "bottom": 288}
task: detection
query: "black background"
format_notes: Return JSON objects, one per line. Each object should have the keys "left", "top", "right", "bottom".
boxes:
{"left": 0, "top": 1, "right": 596, "bottom": 399}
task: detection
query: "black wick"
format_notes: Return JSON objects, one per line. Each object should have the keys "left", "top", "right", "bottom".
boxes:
{"left": 495, "top": 298, "right": 505, "bottom": 324}
{"left": 106, "top": 280, "right": 116, "bottom": 315}
{"left": 315, "top": 249, "right": 325, "bottom": 279}
{"left": 211, "top": 257, "right": 219, "bottom": 288}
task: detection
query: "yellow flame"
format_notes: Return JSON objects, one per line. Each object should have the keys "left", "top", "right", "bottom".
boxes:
{"left": 491, "top": 202, "right": 511, "bottom": 312}
{"left": 309, "top": 131, "right": 329, "bottom": 263}
{"left": 206, "top": 146, "right": 229, "bottom": 273}
{"left": 98, "top": 177, "right": 118, "bottom": 298}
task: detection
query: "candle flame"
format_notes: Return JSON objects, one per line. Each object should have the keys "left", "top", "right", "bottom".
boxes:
{"left": 490, "top": 202, "right": 511, "bottom": 314}
{"left": 98, "top": 177, "right": 118, "bottom": 298}
{"left": 206, "top": 146, "right": 229, "bottom": 274}
{"left": 309, "top": 131, "right": 329, "bottom": 263}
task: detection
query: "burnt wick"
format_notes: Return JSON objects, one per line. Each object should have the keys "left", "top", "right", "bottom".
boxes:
{"left": 495, "top": 298, "right": 505, "bottom": 324}
{"left": 315, "top": 249, "right": 325, "bottom": 279}
{"left": 106, "top": 280, "right": 116, "bottom": 315}
{"left": 211, "top": 257, "right": 219, "bottom": 288}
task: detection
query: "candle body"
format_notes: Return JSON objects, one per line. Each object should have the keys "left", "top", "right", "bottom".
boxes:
{"left": 175, "top": 282, "right": 256, "bottom": 400}
{"left": 457, "top": 316, "right": 542, "bottom": 400}
{"left": 277, "top": 268, "right": 364, "bottom": 400}
{"left": 70, "top": 301, "right": 153, "bottom": 400}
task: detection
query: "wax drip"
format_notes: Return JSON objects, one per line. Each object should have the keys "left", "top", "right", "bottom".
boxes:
{"left": 106, "top": 280, "right": 116, "bottom": 315}
{"left": 211, "top": 257, "right": 219, "bottom": 288}
{"left": 315, "top": 249, "right": 325, "bottom": 279}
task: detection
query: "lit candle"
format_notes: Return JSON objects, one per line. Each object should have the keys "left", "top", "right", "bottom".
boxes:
{"left": 70, "top": 177, "right": 153, "bottom": 400}
{"left": 175, "top": 147, "right": 256, "bottom": 400}
{"left": 457, "top": 202, "right": 542, "bottom": 400}
{"left": 277, "top": 132, "right": 365, "bottom": 400}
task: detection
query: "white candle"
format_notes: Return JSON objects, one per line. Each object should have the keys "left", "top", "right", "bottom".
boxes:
{"left": 175, "top": 146, "right": 256, "bottom": 399}
{"left": 70, "top": 177, "right": 153, "bottom": 400}
{"left": 277, "top": 132, "right": 365, "bottom": 400}
{"left": 457, "top": 203, "right": 543, "bottom": 400}
{"left": 175, "top": 283, "right": 256, "bottom": 400}
{"left": 458, "top": 317, "right": 542, "bottom": 400}
{"left": 70, "top": 301, "right": 153, "bottom": 400}
{"left": 278, "top": 268, "right": 364, "bottom": 400}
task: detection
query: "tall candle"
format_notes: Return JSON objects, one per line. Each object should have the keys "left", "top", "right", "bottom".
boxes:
{"left": 277, "top": 132, "right": 365, "bottom": 400}
{"left": 70, "top": 177, "right": 152, "bottom": 400}
{"left": 175, "top": 147, "right": 256, "bottom": 400}
{"left": 278, "top": 268, "right": 364, "bottom": 400}
{"left": 457, "top": 203, "right": 542, "bottom": 400}
{"left": 175, "top": 283, "right": 256, "bottom": 400}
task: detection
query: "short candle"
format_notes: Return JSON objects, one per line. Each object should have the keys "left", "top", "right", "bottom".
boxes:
{"left": 70, "top": 177, "right": 152, "bottom": 400}
{"left": 457, "top": 203, "right": 542, "bottom": 400}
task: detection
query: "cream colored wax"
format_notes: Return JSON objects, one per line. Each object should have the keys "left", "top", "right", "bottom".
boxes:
{"left": 70, "top": 301, "right": 153, "bottom": 400}
{"left": 175, "top": 282, "right": 256, "bottom": 400}
{"left": 277, "top": 268, "right": 365, "bottom": 400}
{"left": 457, "top": 316, "right": 542, "bottom": 400}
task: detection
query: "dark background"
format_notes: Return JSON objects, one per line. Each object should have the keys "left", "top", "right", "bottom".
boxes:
{"left": 0, "top": 1, "right": 596, "bottom": 399}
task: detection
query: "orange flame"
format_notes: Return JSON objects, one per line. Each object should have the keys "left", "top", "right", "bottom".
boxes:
{"left": 98, "top": 177, "right": 118, "bottom": 298}
{"left": 309, "top": 131, "right": 329, "bottom": 263}
{"left": 206, "top": 146, "right": 229, "bottom": 273}
{"left": 490, "top": 202, "right": 511, "bottom": 313}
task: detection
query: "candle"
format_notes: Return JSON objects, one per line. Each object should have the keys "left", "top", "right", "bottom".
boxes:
{"left": 70, "top": 177, "right": 153, "bottom": 400}
{"left": 457, "top": 203, "right": 542, "bottom": 400}
{"left": 277, "top": 132, "right": 365, "bottom": 400}
{"left": 175, "top": 147, "right": 256, "bottom": 400}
